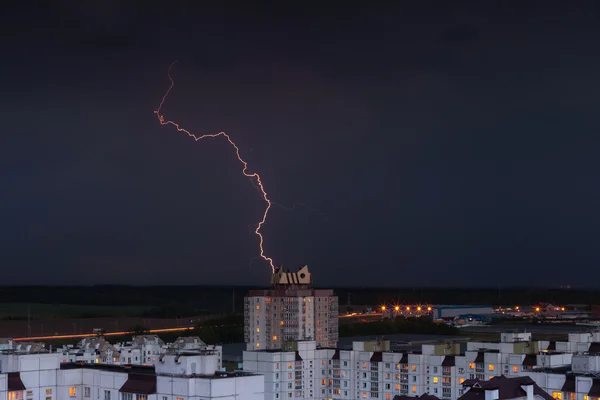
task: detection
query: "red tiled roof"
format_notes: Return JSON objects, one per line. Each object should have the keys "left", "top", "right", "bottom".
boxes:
{"left": 8, "top": 372, "right": 26, "bottom": 391}
{"left": 119, "top": 374, "right": 156, "bottom": 395}
{"left": 459, "top": 375, "right": 553, "bottom": 400}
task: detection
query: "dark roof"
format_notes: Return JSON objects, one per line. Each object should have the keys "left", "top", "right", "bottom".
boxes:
{"left": 331, "top": 349, "right": 340, "bottom": 360}
{"left": 120, "top": 374, "right": 157, "bottom": 395}
{"left": 561, "top": 375, "right": 576, "bottom": 393}
{"left": 8, "top": 372, "right": 26, "bottom": 391}
{"left": 442, "top": 356, "right": 455, "bottom": 367}
{"left": 460, "top": 375, "right": 553, "bottom": 400}
{"left": 547, "top": 341, "right": 556, "bottom": 351}
{"left": 394, "top": 394, "right": 441, "bottom": 400}
{"left": 400, "top": 354, "right": 408, "bottom": 363}
{"left": 295, "top": 352, "right": 302, "bottom": 361}
{"left": 370, "top": 352, "right": 383, "bottom": 362}
{"left": 588, "top": 379, "right": 600, "bottom": 397}
{"left": 589, "top": 343, "right": 600, "bottom": 354}
{"left": 523, "top": 354, "right": 537, "bottom": 367}
{"left": 474, "top": 352, "right": 485, "bottom": 363}
{"left": 61, "top": 362, "right": 155, "bottom": 374}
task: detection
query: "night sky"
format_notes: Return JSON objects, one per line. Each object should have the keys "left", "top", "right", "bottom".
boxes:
{"left": 2, "top": 2, "right": 600, "bottom": 287}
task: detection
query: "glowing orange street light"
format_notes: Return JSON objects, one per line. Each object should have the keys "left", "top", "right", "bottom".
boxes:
{"left": 381, "top": 306, "right": 386, "bottom": 311}
{"left": 417, "top": 306, "right": 422, "bottom": 311}
{"left": 406, "top": 306, "right": 410, "bottom": 311}
{"left": 427, "top": 306, "right": 432, "bottom": 311}
{"left": 394, "top": 306, "right": 400, "bottom": 311}
{"left": 535, "top": 307, "right": 540, "bottom": 312}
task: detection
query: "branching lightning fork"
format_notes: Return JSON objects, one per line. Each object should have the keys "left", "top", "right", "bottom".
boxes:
{"left": 154, "top": 61, "right": 276, "bottom": 272}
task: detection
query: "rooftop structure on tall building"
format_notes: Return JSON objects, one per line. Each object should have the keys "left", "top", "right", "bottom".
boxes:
{"left": 244, "top": 265, "right": 338, "bottom": 350}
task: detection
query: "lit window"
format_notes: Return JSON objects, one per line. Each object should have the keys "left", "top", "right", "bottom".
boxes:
{"left": 412, "top": 386, "right": 417, "bottom": 393}
{"left": 386, "top": 395, "right": 391, "bottom": 399}
{"left": 322, "top": 379, "right": 326, "bottom": 385}
{"left": 395, "top": 384, "right": 400, "bottom": 390}
{"left": 8, "top": 393, "right": 23, "bottom": 400}
{"left": 459, "top": 378, "right": 465, "bottom": 384}
{"left": 512, "top": 365, "right": 519, "bottom": 373}
{"left": 288, "top": 362, "right": 292, "bottom": 368}
{"left": 256, "top": 343, "right": 260, "bottom": 348}
{"left": 469, "top": 362, "right": 475, "bottom": 369}
{"left": 433, "top": 377, "right": 439, "bottom": 383}
{"left": 69, "top": 387, "right": 77, "bottom": 397}
{"left": 488, "top": 364, "right": 495, "bottom": 371}
{"left": 411, "top": 365, "right": 417, "bottom": 371}
{"left": 280, "top": 321, "right": 284, "bottom": 325}
{"left": 256, "top": 328, "right": 260, "bottom": 333}
{"left": 256, "top": 305, "right": 260, "bottom": 310}
{"left": 363, "top": 394, "right": 367, "bottom": 399}
{"left": 273, "top": 336, "right": 277, "bottom": 340}
{"left": 46, "top": 389, "right": 52, "bottom": 394}
{"left": 552, "top": 393, "right": 563, "bottom": 400}
{"left": 584, "top": 397, "right": 589, "bottom": 400}
{"left": 322, "top": 360, "right": 326, "bottom": 365}
{"left": 363, "top": 362, "right": 367, "bottom": 368}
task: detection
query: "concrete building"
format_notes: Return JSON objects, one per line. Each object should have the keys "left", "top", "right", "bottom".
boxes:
{"left": 244, "top": 266, "right": 338, "bottom": 350}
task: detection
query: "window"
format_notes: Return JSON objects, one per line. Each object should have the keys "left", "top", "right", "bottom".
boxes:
{"left": 459, "top": 378, "right": 465, "bottom": 384}
{"left": 104, "top": 391, "right": 111, "bottom": 400}
{"left": 69, "top": 388, "right": 77, "bottom": 397}
{"left": 256, "top": 343, "right": 260, "bottom": 348}
{"left": 488, "top": 364, "right": 495, "bottom": 371}
{"left": 8, "top": 393, "right": 23, "bottom": 400}
{"left": 386, "top": 395, "right": 391, "bottom": 400}
{"left": 469, "top": 362, "right": 475, "bottom": 369}
{"left": 552, "top": 393, "right": 563, "bottom": 400}
{"left": 121, "top": 395, "right": 133, "bottom": 400}
{"left": 273, "top": 336, "right": 277, "bottom": 340}
{"left": 288, "top": 362, "right": 293, "bottom": 368}
{"left": 411, "top": 365, "right": 417, "bottom": 371}
{"left": 433, "top": 377, "right": 439, "bottom": 383}
{"left": 412, "top": 386, "right": 417, "bottom": 393}
{"left": 256, "top": 328, "right": 260, "bottom": 332}
{"left": 46, "top": 389, "right": 52, "bottom": 394}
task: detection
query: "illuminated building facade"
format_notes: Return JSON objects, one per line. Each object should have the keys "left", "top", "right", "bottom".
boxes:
{"left": 244, "top": 266, "right": 339, "bottom": 350}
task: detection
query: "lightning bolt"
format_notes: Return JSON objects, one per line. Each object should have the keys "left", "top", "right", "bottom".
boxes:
{"left": 154, "top": 61, "right": 276, "bottom": 273}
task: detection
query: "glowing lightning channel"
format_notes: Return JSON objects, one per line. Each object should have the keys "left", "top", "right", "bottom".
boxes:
{"left": 154, "top": 61, "right": 277, "bottom": 273}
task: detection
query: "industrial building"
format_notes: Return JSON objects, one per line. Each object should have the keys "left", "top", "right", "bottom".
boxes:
{"left": 244, "top": 265, "right": 339, "bottom": 350}
{"left": 432, "top": 305, "right": 494, "bottom": 320}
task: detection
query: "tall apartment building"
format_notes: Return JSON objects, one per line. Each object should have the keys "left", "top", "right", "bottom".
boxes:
{"left": 244, "top": 265, "right": 338, "bottom": 350}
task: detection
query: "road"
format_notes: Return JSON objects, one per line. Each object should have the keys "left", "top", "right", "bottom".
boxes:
{"left": 13, "top": 326, "right": 195, "bottom": 341}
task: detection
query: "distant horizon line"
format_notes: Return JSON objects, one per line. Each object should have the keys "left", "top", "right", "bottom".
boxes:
{"left": 0, "top": 284, "right": 590, "bottom": 290}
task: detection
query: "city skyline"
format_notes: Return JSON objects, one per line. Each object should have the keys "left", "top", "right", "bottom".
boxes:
{"left": 2, "top": 3, "right": 600, "bottom": 286}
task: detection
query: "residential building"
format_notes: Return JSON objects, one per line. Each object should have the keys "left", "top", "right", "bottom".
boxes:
{"left": 0, "top": 349, "right": 263, "bottom": 400}
{"left": 459, "top": 375, "right": 553, "bottom": 400}
{"left": 244, "top": 265, "right": 338, "bottom": 350}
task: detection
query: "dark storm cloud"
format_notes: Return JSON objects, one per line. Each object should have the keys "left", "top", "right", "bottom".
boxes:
{"left": 2, "top": 2, "right": 600, "bottom": 286}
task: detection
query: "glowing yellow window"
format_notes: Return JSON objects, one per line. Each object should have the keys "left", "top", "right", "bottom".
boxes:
{"left": 395, "top": 384, "right": 400, "bottom": 390}
{"left": 433, "top": 377, "right": 439, "bottom": 383}
{"left": 46, "top": 389, "right": 52, "bottom": 394}
{"left": 288, "top": 362, "right": 292, "bottom": 368}
{"left": 469, "top": 362, "right": 475, "bottom": 369}
{"left": 488, "top": 364, "right": 495, "bottom": 371}
{"left": 459, "top": 378, "right": 465, "bottom": 384}
{"left": 396, "top": 364, "right": 400, "bottom": 370}
{"left": 322, "top": 360, "right": 326, "bottom": 365}
{"left": 69, "top": 387, "right": 77, "bottom": 397}
{"left": 363, "top": 394, "right": 367, "bottom": 399}
{"left": 363, "top": 362, "right": 367, "bottom": 368}
{"left": 411, "top": 364, "right": 417, "bottom": 371}
{"left": 280, "top": 321, "right": 284, "bottom": 325}
{"left": 273, "top": 336, "right": 277, "bottom": 340}
{"left": 412, "top": 386, "right": 417, "bottom": 393}
{"left": 552, "top": 392, "right": 562, "bottom": 400}
{"left": 256, "top": 343, "right": 260, "bottom": 348}
{"left": 256, "top": 305, "right": 260, "bottom": 310}
{"left": 512, "top": 365, "right": 519, "bottom": 373}
{"left": 256, "top": 328, "right": 260, "bottom": 333}
{"left": 583, "top": 396, "right": 588, "bottom": 400}
{"left": 386, "top": 395, "right": 391, "bottom": 399}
